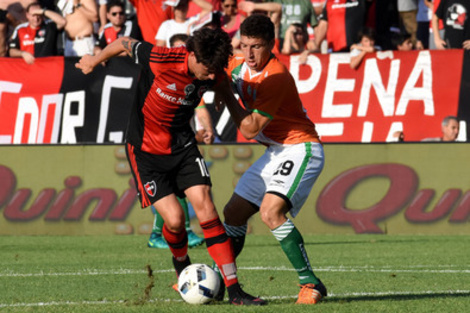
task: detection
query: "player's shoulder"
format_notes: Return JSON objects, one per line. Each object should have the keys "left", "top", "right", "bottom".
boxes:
{"left": 148, "top": 45, "right": 187, "bottom": 66}
{"left": 267, "top": 55, "right": 289, "bottom": 74}
{"left": 228, "top": 53, "right": 245, "bottom": 68}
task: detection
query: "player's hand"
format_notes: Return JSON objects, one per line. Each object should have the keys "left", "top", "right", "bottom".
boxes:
{"left": 21, "top": 51, "right": 35, "bottom": 64}
{"left": 202, "top": 129, "right": 214, "bottom": 144}
{"left": 75, "top": 54, "right": 96, "bottom": 74}
{"left": 238, "top": 1, "right": 255, "bottom": 14}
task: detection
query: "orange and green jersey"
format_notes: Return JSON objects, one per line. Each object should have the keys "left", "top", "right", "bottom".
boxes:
{"left": 226, "top": 53, "right": 320, "bottom": 146}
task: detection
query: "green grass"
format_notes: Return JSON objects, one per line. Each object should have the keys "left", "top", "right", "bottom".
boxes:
{"left": 1, "top": 234, "right": 469, "bottom": 312}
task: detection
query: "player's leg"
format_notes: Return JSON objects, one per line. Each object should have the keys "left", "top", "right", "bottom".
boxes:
{"left": 147, "top": 206, "right": 169, "bottom": 249}
{"left": 179, "top": 197, "right": 204, "bottom": 248}
{"left": 263, "top": 142, "right": 326, "bottom": 304}
{"left": 152, "top": 194, "right": 191, "bottom": 276}
{"left": 183, "top": 187, "right": 265, "bottom": 304}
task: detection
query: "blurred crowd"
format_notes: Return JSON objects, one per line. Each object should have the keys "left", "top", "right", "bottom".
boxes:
{"left": 0, "top": 0, "right": 469, "bottom": 64}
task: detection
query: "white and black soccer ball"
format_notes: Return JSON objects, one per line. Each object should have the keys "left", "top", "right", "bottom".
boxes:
{"left": 177, "top": 263, "right": 220, "bottom": 304}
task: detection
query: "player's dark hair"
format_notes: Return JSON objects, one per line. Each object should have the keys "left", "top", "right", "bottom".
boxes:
{"left": 240, "top": 14, "right": 275, "bottom": 43}
{"left": 169, "top": 33, "right": 189, "bottom": 47}
{"left": 186, "top": 27, "right": 233, "bottom": 73}
{"left": 106, "top": 0, "right": 125, "bottom": 12}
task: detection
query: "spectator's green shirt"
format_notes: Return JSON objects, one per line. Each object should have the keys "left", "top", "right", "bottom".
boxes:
{"left": 273, "top": 0, "right": 318, "bottom": 40}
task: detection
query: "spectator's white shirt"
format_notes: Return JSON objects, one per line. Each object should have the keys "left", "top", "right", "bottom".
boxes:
{"left": 155, "top": 15, "right": 199, "bottom": 47}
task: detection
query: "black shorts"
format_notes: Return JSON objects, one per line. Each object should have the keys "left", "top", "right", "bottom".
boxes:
{"left": 126, "top": 143, "right": 212, "bottom": 208}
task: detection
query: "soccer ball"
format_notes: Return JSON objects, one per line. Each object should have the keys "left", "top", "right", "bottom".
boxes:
{"left": 177, "top": 263, "right": 220, "bottom": 304}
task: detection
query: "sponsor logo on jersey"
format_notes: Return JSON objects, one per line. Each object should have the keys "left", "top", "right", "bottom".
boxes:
{"left": 166, "top": 83, "right": 177, "bottom": 91}
{"left": 144, "top": 181, "right": 157, "bottom": 197}
{"left": 156, "top": 87, "right": 185, "bottom": 104}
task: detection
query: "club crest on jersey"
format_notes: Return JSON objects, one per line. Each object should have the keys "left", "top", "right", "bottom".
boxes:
{"left": 144, "top": 181, "right": 157, "bottom": 197}
{"left": 184, "top": 84, "right": 195, "bottom": 96}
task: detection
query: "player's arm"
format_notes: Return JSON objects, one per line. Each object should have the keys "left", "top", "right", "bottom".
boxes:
{"left": 195, "top": 104, "right": 215, "bottom": 144}
{"left": 213, "top": 74, "right": 271, "bottom": 140}
{"left": 75, "top": 36, "right": 138, "bottom": 74}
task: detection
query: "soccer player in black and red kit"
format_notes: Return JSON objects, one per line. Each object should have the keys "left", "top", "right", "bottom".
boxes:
{"left": 75, "top": 28, "right": 266, "bottom": 305}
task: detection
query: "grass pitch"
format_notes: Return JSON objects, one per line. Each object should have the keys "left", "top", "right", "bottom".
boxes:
{"left": 1, "top": 234, "right": 469, "bottom": 313}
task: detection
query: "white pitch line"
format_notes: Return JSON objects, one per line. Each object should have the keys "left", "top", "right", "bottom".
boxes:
{"left": 1, "top": 289, "right": 470, "bottom": 309}
{"left": 2, "top": 265, "right": 470, "bottom": 277}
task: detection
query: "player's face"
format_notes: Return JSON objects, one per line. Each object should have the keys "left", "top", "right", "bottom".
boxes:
{"left": 108, "top": 6, "right": 126, "bottom": 27}
{"left": 188, "top": 52, "right": 216, "bottom": 81}
{"left": 240, "top": 36, "right": 274, "bottom": 73}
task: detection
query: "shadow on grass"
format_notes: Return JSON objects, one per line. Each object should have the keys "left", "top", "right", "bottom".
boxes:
{"left": 326, "top": 292, "right": 470, "bottom": 303}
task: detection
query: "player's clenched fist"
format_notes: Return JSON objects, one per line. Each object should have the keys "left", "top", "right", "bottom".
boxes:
{"left": 75, "top": 54, "right": 96, "bottom": 75}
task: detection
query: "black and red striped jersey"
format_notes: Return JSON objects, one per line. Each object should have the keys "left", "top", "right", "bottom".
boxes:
{"left": 320, "top": 0, "right": 366, "bottom": 52}
{"left": 9, "top": 20, "right": 60, "bottom": 56}
{"left": 97, "top": 20, "right": 142, "bottom": 49}
{"left": 127, "top": 41, "right": 214, "bottom": 155}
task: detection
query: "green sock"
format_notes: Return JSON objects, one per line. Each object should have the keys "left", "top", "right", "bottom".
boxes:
{"left": 151, "top": 206, "right": 164, "bottom": 234}
{"left": 177, "top": 197, "right": 192, "bottom": 232}
{"left": 272, "top": 219, "right": 320, "bottom": 285}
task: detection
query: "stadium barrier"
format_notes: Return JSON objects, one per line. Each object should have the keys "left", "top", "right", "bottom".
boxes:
{"left": 1, "top": 143, "right": 469, "bottom": 235}
{"left": 1, "top": 49, "right": 469, "bottom": 144}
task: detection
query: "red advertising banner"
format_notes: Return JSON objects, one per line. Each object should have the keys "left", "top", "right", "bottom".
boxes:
{"left": 0, "top": 50, "right": 464, "bottom": 144}
{"left": 275, "top": 49, "right": 464, "bottom": 142}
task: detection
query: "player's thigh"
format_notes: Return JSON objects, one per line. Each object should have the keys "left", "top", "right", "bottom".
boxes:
{"left": 233, "top": 149, "right": 271, "bottom": 208}
{"left": 224, "top": 193, "right": 259, "bottom": 226}
{"left": 175, "top": 145, "right": 212, "bottom": 192}
{"left": 184, "top": 184, "right": 217, "bottom": 223}
{"left": 152, "top": 193, "right": 186, "bottom": 231}
{"left": 125, "top": 143, "right": 178, "bottom": 208}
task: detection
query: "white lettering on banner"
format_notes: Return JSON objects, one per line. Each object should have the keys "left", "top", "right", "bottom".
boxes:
{"left": 362, "top": 121, "right": 373, "bottom": 142}
{"left": 289, "top": 54, "right": 322, "bottom": 94}
{"left": 396, "top": 51, "right": 434, "bottom": 116}
{"left": 97, "top": 75, "right": 133, "bottom": 143}
{"left": 315, "top": 123, "right": 344, "bottom": 137}
{"left": 13, "top": 97, "right": 38, "bottom": 144}
{"left": 358, "top": 59, "right": 400, "bottom": 117}
{"left": 0, "top": 81, "right": 22, "bottom": 143}
{"left": 0, "top": 81, "right": 22, "bottom": 104}
{"left": 60, "top": 91, "right": 85, "bottom": 144}
{"left": 323, "top": 53, "right": 354, "bottom": 118}
{"left": 37, "top": 94, "right": 64, "bottom": 144}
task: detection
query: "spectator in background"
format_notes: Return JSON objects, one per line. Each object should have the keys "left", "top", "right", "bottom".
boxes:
{"left": 311, "top": 0, "right": 325, "bottom": 16}
{"left": 95, "top": 0, "right": 141, "bottom": 54}
{"left": 155, "top": 0, "right": 212, "bottom": 47}
{"left": 350, "top": 28, "right": 377, "bottom": 69}
{"left": 128, "top": 0, "right": 172, "bottom": 43}
{"left": 220, "top": 0, "right": 244, "bottom": 40}
{"left": 416, "top": 0, "right": 432, "bottom": 48}
{"left": 422, "top": 116, "right": 460, "bottom": 141}
{"left": 0, "top": 9, "right": 8, "bottom": 56}
{"left": 281, "top": 22, "right": 309, "bottom": 55}
{"left": 9, "top": 2, "right": 66, "bottom": 63}
{"left": 238, "top": 0, "right": 319, "bottom": 59}
{"left": 57, "top": 0, "right": 98, "bottom": 56}
{"left": 432, "top": 0, "right": 470, "bottom": 50}
{"left": 95, "top": 0, "right": 108, "bottom": 34}
{"left": 391, "top": 31, "right": 414, "bottom": 50}
{"left": 315, "top": 0, "right": 367, "bottom": 53}
{"left": 428, "top": 0, "right": 443, "bottom": 49}
{"left": 397, "top": 0, "right": 418, "bottom": 46}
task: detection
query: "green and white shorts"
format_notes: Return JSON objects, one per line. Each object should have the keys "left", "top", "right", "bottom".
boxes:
{"left": 234, "top": 142, "right": 324, "bottom": 217}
